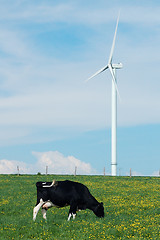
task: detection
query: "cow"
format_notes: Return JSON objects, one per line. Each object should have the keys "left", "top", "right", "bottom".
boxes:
{"left": 33, "top": 180, "right": 104, "bottom": 221}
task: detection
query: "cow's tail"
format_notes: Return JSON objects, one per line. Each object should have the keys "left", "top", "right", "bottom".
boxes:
{"left": 36, "top": 180, "right": 57, "bottom": 188}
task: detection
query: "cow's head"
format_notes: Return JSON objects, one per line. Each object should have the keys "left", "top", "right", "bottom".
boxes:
{"left": 94, "top": 202, "right": 104, "bottom": 218}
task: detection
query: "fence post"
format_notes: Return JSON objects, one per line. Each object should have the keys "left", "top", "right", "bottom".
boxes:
{"left": 46, "top": 166, "right": 48, "bottom": 175}
{"left": 17, "top": 166, "right": 20, "bottom": 176}
{"left": 74, "top": 166, "right": 77, "bottom": 177}
{"left": 130, "top": 168, "right": 132, "bottom": 178}
{"left": 104, "top": 167, "right": 105, "bottom": 176}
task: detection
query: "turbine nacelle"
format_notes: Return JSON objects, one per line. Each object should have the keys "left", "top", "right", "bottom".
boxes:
{"left": 112, "top": 63, "right": 123, "bottom": 69}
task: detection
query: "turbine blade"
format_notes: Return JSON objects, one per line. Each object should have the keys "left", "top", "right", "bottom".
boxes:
{"left": 108, "top": 64, "right": 121, "bottom": 100}
{"left": 108, "top": 13, "right": 120, "bottom": 65}
{"left": 85, "top": 65, "right": 108, "bottom": 82}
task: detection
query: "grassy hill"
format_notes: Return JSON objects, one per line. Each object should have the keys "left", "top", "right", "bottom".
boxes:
{"left": 0, "top": 175, "right": 159, "bottom": 239}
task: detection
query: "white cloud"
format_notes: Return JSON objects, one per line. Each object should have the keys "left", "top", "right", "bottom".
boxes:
{"left": 0, "top": 159, "right": 31, "bottom": 174}
{"left": 0, "top": 82, "right": 108, "bottom": 127}
{"left": 1, "top": 1, "right": 160, "bottom": 27}
{"left": 0, "top": 0, "right": 160, "bottom": 146}
{"left": 33, "top": 151, "right": 96, "bottom": 175}
{"left": 0, "top": 151, "right": 96, "bottom": 175}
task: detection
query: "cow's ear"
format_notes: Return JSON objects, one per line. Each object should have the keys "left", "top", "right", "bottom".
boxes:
{"left": 100, "top": 202, "right": 103, "bottom": 206}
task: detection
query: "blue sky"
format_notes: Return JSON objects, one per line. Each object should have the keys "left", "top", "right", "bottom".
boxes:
{"left": 0, "top": 0, "right": 160, "bottom": 175}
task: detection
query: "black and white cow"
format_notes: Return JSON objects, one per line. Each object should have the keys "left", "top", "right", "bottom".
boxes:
{"left": 33, "top": 180, "right": 104, "bottom": 221}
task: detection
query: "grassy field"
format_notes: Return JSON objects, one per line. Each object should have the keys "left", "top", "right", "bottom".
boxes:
{"left": 0, "top": 175, "right": 159, "bottom": 239}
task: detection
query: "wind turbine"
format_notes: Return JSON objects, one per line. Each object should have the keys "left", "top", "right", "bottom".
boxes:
{"left": 86, "top": 14, "right": 122, "bottom": 176}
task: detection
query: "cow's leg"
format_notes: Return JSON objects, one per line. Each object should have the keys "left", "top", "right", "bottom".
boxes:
{"left": 33, "top": 198, "right": 45, "bottom": 221}
{"left": 41, "top": 201, "right": 53, "bottom": 220}
{"left": 68, "top": 201, "right": 77, "bottom": 221}
{"left": 68, "top": 213, "right": 72, "bottom": 221}
{"left": 42, "top": 208, "right": 47, "bottom": 220}
{"left": 68, "top": 212, "right": 77, "bottom": 221}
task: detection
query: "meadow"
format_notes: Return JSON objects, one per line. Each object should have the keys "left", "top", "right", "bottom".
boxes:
{"left": 0, "top": 174, "right": 159, "bottom": 239}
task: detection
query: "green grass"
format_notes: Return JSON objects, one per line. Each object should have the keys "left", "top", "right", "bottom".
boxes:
{"left": 0, "top": 175, "right": 160, "bottom": 239}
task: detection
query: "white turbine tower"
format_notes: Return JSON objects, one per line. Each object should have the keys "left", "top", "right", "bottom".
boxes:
{"left": 86, "top": 14, "right": 122, "bottom": 176}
